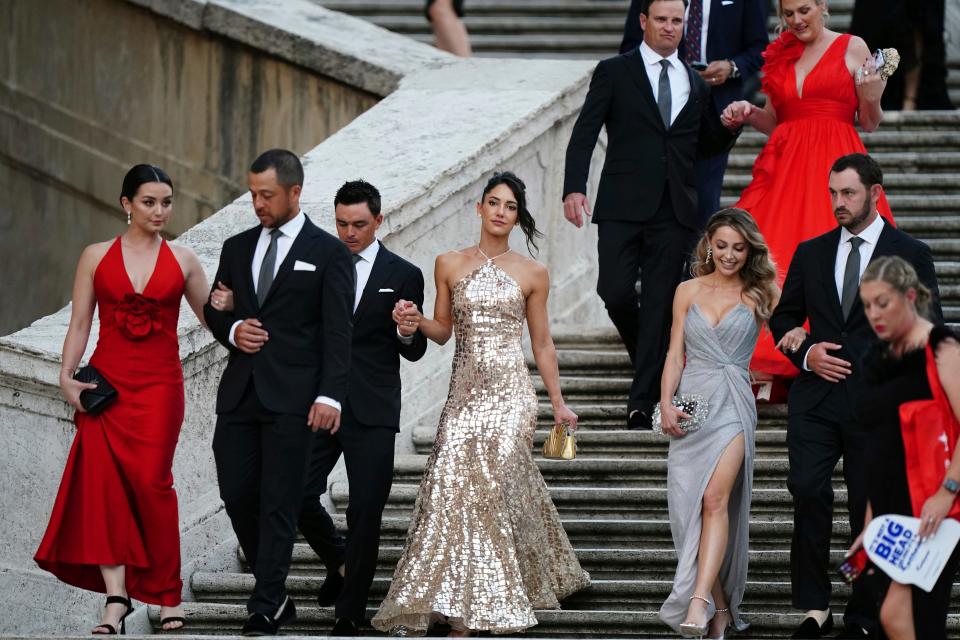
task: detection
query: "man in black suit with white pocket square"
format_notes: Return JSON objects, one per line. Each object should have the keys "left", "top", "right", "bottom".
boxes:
{"left": 295, "top": 180, "right": 428, "bottom": 637}
{"left": 204, "top": 149, "right": 354, "bottom": 636}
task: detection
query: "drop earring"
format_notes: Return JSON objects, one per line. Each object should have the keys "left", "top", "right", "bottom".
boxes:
{"left": 706, "top": 247, "right": 713, "bottom": 264}
{"left": 126, "top": 210, "right": 131, "bottom": 225}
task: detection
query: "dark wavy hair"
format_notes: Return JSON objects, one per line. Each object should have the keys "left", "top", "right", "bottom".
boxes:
{"left": 120, "top": 164, "right": 173, "bottom": 203}
{"left": 482, "top": 171, "right": 544, "bottom": 255}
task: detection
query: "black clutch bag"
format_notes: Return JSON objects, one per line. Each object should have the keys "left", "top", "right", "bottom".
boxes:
{"left": 74, "top": 365, "right": 118, "bottom": 415}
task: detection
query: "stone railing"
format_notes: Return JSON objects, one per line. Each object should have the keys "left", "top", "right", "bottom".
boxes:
{"left": 0, "top": 0, "right": 607, "bottom": 632}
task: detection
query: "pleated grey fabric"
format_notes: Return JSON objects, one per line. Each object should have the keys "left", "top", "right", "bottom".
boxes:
{"left": 659, "top": 303, "right": 759, "bottom": 634}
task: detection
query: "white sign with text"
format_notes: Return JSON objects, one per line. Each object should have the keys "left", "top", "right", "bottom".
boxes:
{"left": 865, "top": 514, "right": 960, "bottom": 592}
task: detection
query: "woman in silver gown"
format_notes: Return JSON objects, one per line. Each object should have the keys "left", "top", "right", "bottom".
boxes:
{"left": 658, "top": 209, "right": 779, "bottom": 639}
{"left": 372, "top": 172, "right": 590, "bottom": 636}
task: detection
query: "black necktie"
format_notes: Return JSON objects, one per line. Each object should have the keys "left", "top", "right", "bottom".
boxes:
{"left": 658, "top": 59, "right": 672, "bottom": 128}
{"left": 841, "top": 236, "right": 866, "bottom": 319}
{"left": 257, "top": 228, "right": 280, "bottom": 306}
{"left": 352, "top": 253, "right": 362, "bottom": 299}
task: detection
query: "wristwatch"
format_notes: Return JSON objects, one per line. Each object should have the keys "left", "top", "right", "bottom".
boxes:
{"left": 727, "top": 59, "right": 740, "bottom": 79}
{"left": 943, "top": 477, "right": 960, "bottom": 494}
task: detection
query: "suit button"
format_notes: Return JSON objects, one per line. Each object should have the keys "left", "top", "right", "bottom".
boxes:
{"left": 840, "top": 331, "right": 848, "bottom": 338}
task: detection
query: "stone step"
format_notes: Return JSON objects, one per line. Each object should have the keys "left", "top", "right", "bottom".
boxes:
{"left": 415, "top": 427, "right": 793, "bottom": 455}
{"left": 150, "top": 602, "right": 960, "bottom": 637}
{"left": 251, "top": 544, "right": 854, "bottom": 578}
{"left": 190, "top": 572, "right": 960, "bottom": 613}
{"left": 720, "top": 172, "right": 960, "bottom": 194}
{"left": 388, "top": 453, "right": 839, "bottom": 487}
{"left": 331, "top": 483, "right": 848, "bottom": 517}
{"left": 737, "top": 130, "right": 960, "bottom": 151}
{"left": 726, "top": 150, "right": 960, "bottom": 172}
{"left": 324, "top": 514, "right": 853, "bottom": 546}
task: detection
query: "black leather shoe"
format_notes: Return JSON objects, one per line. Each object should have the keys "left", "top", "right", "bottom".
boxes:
{"left": 316, "top": 570, "right": 344, "bottom": 607}
{"left": 330, "top": 617, "right": 359, "bottom": 637}
{"left": 242, "top": 597, "right": 296, "bottom": 636}
{"left": 835, "top": 624, "right": 870, "bottom": 638}
{"left": 627, "top": 408, "right": 652, "bottom": 430}
{"left": 790, "top": 613, "right": 833, "bottom": 639}
{"left": 241, "top": 614, "right": 276, "bottom": 637}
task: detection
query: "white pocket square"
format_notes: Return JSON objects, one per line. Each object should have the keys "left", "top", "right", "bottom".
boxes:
{"left": 721, "top": 0, "right": 733, "bottom": 5}
{"left": 378, "top": 288, "right": 394, "bottom": 293}
{"left": 293, "top": 260, "right": 316, "bottom": 271}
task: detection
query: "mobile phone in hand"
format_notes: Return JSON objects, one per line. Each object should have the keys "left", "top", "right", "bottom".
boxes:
{"left": 690, "top": 62, "right": 708, "bottom": 71}
{"left": 837, "top": 548, "right": 868, "bottom": 584}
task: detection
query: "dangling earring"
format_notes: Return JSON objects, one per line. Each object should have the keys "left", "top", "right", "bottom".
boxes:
{"left": 126, "top": 210, "right": 131, "bottom": 225}
{"left": 706, "top": 247, "right": 713, "bottom": 264}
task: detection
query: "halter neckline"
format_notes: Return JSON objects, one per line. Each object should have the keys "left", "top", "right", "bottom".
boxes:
{"left": 477, "top": 246, "right": 511, "bottom": 262}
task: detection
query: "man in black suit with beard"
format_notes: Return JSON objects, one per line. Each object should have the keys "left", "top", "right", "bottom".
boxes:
{"left": 771, "top": 153, "right": 941, "bottom": 639}
{"left": 204, "top": 149, "right": 354, "bottom": 636}
{"left": 563, "top": 0, "right": 741, "bottom": 430}
{"left": 295, "top": 180, "right": 428, "bottom": 636}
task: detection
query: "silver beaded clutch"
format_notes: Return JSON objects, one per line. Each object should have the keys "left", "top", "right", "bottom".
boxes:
{"left": 652, "top": 394, "right": 709, "bottom": 435}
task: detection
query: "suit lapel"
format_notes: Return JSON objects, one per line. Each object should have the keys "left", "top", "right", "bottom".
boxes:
{"left": 260, "top": 216, "right": 316, "bottom": 309}
{"left": 623, "top": 51, "right": 664, "bottom": 130}
{"left": 672, "top": 64, "right": 701, "bottom": 126}
{"left": 353, "top": 243, "right": 394, "bottom": 322}
{"left": 818, "top": 227, "right": 844, "bottom": 325}
{"left": 241, "top": 226, "right": 261, "bottom": 309}
{"left": 847, "top": 221, "right": 898, "bottom": 320}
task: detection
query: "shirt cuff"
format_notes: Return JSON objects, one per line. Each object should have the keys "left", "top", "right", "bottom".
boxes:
{"left": 396, "top": 327, "right": 415, "bottom": 344}
{"left": 314, "top": 396, "right": 342, "bottom": 412}
{"left": 802, "top": 345, "right": 813, "bottom": 372}
{"left": 228, "top": 320, "right": 243, "bottom": 348}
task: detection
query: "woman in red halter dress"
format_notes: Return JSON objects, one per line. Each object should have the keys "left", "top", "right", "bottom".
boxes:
{"left": 720, "top": 0, "right": 892, "bottom": 380}
{"left": 35, "top": 165, "right": 214, "bottom": 633}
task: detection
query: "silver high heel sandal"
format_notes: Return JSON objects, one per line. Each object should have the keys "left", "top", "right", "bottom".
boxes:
{"left": 679, "top": 594, "right": 711, "bottom": 638}
{"left": 708, "top": 607, "right": 733, "bottom": 639}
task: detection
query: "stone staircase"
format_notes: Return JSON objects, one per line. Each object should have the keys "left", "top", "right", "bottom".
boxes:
{"left": 312, "top": 0, "right": 960, "bottom": 104}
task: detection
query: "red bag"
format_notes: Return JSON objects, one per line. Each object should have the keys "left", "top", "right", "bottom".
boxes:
{"left": 899, "top": 343, "right": 960, "bottom": 520}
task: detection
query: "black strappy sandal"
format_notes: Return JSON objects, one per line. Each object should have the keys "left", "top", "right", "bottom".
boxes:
{"left": 91, "top": 595, "right": 133, "bottom": 635}
{"left": 159, "top": 615, "right": 186, "bottom": 632}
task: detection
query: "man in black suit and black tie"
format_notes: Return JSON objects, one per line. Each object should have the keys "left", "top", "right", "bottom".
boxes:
{"left": 294, "top": 180, "right": 428, "bottom": 636}
{"left": 770, "top": 153, "right": 941, "bottom": 639}
{"left": 563, "top": 0, "right": 741, "bottom": 430}
{"left": 204, "top": 149, "right": 354, "bottom": 635}
{"left": 620, "top": 0, "right": 768, "bottom": 225}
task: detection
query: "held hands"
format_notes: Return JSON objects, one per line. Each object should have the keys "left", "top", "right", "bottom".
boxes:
{"left": 918, "top": 488, "right": 956, "bottom": 540}
{"left": 854, "top": 54, "right": 886, "bottom": 103}
{"left": 659, "top": 401, "right": 692, "bottom": 438}
{"left": 209, "top": 281, "right": 235, "bottom": 312}
{"left": 563, "top": 193, "right": 591, "bottom": 228}
{"left": 699, "top": 60, "right": 733, "bottom": 87}
{"left": 553, "top": 402, "right": 579, "bottom": 431}
{"left": 807, "top": 342, "right": 852, "bottom": 383}
{"left": 720, "top": 100, "right": 754, "bottom": 130}
{"left": 308, "top": 403, "right": 341, "bottom": 434}
{"left": 776, "top": 327, "right": 808, "bottom": 354}
{"left": 235, "top": 319, "right": 269, "bottom": 354}
{"left": 60, "top": 374, "right": 98, "bottom": 414}
{"left": 392, "top": 300, "right": 421, "bottom": 337}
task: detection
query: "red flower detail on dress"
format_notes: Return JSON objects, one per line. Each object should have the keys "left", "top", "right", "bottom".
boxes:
{"left": 114, "top": 293, "right": 162, "bottom": 340}
{"left": 761, "top": 31, "right": 804, "bottom": 109}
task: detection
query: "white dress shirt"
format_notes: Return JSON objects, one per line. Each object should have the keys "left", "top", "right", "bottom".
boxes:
{"left": 352, "top": 239, "right": 380, "bottom": 312}
{"left": 684, "top": 0, "right": 712, "bottom": 64}
{"left": 639, "top": 41, "right": 691, "bottom": 126}
{"left": 802, "top": 214, "right": 886, "bottom": 370}
{"left": 228, "top": 210, "right": 340, "bottom": 411}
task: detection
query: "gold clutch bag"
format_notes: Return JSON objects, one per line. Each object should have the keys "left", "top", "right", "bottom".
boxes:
{"left": 875, "top": 48, "right": 900, "bottom": 81}
{"left": 542, "top": 423, "right": 576, "bottom": 460}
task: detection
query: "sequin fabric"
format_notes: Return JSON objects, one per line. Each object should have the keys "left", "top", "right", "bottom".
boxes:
{"left": 371, "top": 259, "right": 590, "bottom": 635}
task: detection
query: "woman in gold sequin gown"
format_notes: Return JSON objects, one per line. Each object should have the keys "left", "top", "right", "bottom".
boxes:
{"left": 372, "top": 172, "right": 590, "bottom": 636}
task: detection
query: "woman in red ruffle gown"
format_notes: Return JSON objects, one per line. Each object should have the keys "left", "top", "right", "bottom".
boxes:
{"left": 35, "top": 165, "right": 214, "bottom": 633}
{"left": 720, "top": 0, "right": 893, "bottom": 380}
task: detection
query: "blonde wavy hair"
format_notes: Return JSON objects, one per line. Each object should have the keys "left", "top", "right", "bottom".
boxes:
{"left": 861, "top": 255, "right": 933, "bottom": 318}
{"left": 776, "top": 0, "right": 828, "bottom": 34}
{"left": 691, "top": 208, "right": 779, "bottom": 323}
